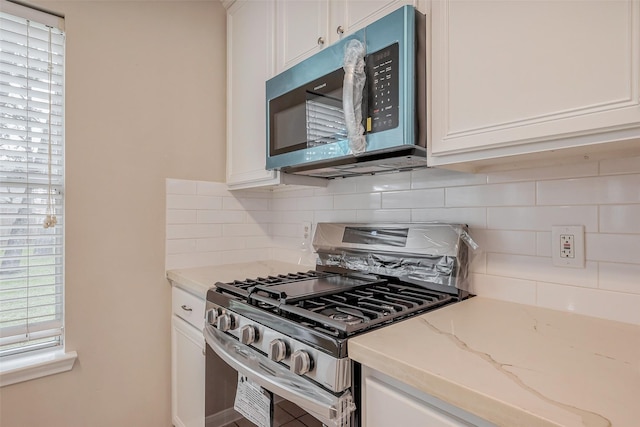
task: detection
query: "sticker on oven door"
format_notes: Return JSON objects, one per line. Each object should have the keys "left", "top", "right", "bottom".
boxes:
{"left": 234, "top": 374, "right": 274, "bottom": 427}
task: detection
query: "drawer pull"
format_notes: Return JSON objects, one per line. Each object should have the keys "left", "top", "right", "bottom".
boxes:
{"left": 181, "top": 305, "right": 193, "bottom": 312}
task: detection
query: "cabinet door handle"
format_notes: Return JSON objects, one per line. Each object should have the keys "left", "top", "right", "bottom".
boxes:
{"left": 317, "top": 36, "right": 325, "bottom": 45}
{"left": 336, "top": 25, "right": 344, "bottom": 35}
{"left": 181, "top": 304, "right": 193, "bottom": 312}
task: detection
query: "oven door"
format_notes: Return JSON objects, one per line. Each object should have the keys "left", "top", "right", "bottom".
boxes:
{"left": 204, "top": 325, "right": 356, "bottom": 427}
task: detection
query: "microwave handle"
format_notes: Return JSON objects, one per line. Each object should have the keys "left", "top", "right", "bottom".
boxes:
{"left": 342, "top": 39, "right": 367, "bottom": 154}
{"left": 204, "top": 324, "right": 356, "bottom": 427}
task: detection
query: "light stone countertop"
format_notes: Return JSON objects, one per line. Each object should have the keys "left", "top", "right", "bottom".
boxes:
{"left": 349, "top": 297, "right": 640, "bottom": 427}
{"left": 166, "top": 260, "right": 316, "bottom": 297}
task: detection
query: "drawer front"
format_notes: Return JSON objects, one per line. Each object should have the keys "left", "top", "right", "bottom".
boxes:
{"left": 172, "top": 286, "right": 206, "bottom": 330}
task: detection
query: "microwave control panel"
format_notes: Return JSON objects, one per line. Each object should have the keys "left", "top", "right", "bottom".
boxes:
{"left": 366, "top": 42, "right": 399, "bottom": 134}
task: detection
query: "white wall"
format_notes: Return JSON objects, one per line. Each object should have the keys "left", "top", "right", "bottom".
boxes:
{"left": 0, "top": 2, "right": 227, "bottom": 427}
{"left": 167, "top": 155, "right": 640, "bottom": 325}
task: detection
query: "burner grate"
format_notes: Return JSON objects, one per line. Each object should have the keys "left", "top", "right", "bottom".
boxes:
{"left": 213, "top": 271, "right": 456, "bottom": 339}
{"left": 256, "top": 282, "right": 454, "bottom": 338}
{"left": 214, "top": 270, "right": 335, "bottom": 298}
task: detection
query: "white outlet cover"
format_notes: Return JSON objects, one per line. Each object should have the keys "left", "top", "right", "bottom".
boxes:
{"left": 551, "top": 225, "right": 585, "bottom": 268}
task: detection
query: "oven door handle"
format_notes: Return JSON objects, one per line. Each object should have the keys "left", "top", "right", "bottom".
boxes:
{"left": 204, "top": 324, "right": 355, "bottom": 427}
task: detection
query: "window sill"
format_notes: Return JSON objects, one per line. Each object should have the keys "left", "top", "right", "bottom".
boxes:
{"left": 0, "top": 350, "right": 77, "bottom": 387}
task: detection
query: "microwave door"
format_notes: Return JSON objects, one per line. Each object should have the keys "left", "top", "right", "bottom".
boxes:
{"left": 306, "top": 91, "right": 346, "bottom": 147}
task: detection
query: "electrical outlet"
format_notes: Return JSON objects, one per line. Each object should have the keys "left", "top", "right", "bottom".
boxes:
{"left": 552, "top": 225, "right": 585, "bottom": 268}
{"left": 560, "top": 234, "right": 574, "bottom": 258}
{"left": 301, "top": 222, "right": 312, "bottom": 251}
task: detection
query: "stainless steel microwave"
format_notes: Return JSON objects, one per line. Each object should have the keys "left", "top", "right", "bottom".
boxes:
{"left": 266, "top": 5, "right": 427, "bottom": 178}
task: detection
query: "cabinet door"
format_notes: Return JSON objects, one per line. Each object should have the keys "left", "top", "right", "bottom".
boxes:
{"left": 430, "top": 0, "right": 640, "bottom": 166}
{"left": 226, "top": 0, "right": 279, "bottom": 187}
{"left": 362, "top": 367, "right": 495, "bottom": 427}
{"left": 172, "top": 315, "right": 205, "bottom": 427}
{"left": 275, "top": 0, "right": 329, "bottom": 72}
{"left": 331, "top": 0, "right": 416, "bottom": 38}
{"left": 364, "top": 377, "right": 473, "bottom": 427}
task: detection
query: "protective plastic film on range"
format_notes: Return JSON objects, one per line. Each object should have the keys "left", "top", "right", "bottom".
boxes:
{"left": 312, "top": 223, "right": 479, "bottom": 295}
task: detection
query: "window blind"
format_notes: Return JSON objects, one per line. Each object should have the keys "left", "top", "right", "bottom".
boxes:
{"left": 0, "top": 3, "right": 65, "bottom": 358}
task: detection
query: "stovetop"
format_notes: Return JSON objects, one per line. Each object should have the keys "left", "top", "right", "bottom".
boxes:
{"left": 210, "top": 270, "right": 456, "bottom": 340}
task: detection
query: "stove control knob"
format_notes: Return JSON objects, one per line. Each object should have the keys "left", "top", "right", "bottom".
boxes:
{"left": 216, "top": 314, "right": 233, "bottom": 332}
{"left": 290, "top": 350, "right": 312, "bottom": 375}
{"left": 268, "top": 339, "right": 288, "bottom": 362}
{"left": 205, "top": 308, "right": 218, "bottom": 326}
{"left": 240, "top": 325, "right": 258, "bottom": 345}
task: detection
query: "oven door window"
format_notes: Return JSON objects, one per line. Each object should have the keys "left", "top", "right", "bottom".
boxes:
{"left": 206, "top": 346, "right": 332, "bottom": 427}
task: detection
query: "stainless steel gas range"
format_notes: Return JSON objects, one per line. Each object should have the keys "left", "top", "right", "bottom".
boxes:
{"left": 203, "top": 223, "right": 475, "bottom": 427}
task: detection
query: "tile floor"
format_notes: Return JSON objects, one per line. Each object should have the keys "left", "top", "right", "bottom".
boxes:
{"left": 221, "top": 400, "right": 323, "bottom": 427}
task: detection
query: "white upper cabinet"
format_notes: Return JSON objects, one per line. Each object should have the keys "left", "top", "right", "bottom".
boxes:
{"left": 430, "top": 0, "right": 640, "bottom": 169}
{"left": 226, "top": 0, "right": 278, "bottom": 188}
{"left": 226, "top": 1, "right": 327, "bottom": 190}
{"left": 275, "top": 0, "right": 330, "bottom": 72}
{"left": 275, "top": 0, "right": 419, "bottom": 72}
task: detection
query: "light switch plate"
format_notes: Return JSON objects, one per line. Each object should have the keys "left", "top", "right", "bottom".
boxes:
{"left": 551, "top": 225, "right": 585, "bottom": 268}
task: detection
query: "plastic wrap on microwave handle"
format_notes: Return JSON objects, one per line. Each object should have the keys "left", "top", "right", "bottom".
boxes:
{"left": 342, "top": 39, "right": 366, "bottom": 155}
{"left": 315, "top": 223, "right": 479, "bottom": 293}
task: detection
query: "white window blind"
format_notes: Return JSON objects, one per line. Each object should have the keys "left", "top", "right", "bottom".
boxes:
{"left": 0, "top": 2, "right": 65, "bottom": 358}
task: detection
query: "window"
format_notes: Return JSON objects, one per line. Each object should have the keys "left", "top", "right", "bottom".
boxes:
{"left": 0, "top": 1, "right": 65, "bottom": 361}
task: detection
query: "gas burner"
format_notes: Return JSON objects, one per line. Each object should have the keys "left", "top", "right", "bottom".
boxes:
{"left": 322, "top": 308, "right": 366, "bottom": 325}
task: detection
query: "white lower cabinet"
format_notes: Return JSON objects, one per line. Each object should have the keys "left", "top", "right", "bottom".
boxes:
{"left": 361, "top": 367, "right": 495, "bottom": 427}
{"left": 171, "top": 286, "right": 206, "bottom": 427}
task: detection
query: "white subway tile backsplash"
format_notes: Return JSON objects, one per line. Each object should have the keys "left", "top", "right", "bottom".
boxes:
{"left": 586, "top": 234, "right": 640, "bottom": 264}
{"left": 334, "top": 192, "right": 381, "bottom": 210}
{"left": 196, "top": 236, "right": 245, "bottom": 252}
{"left": 167, "top": 209, "right": 197, "bottom": 225}
{"left": 599, "top": 262, "right": 640, "bottom": 294}
{"left": 381, "top": 188, "right": 444, "bottom": 209}
{"left": 271, "top": 195, "right": 333, "bottom": 211}
{"left": 599, "top": 155, "right": 640, "bottom": 175}
{"left": 486, "top": 161, "right": 598, "bottom": 184}
{"left": 272, "top": 188, "right": 315, "bottom": 199}
{"left": 196, "top": 180, "right": 231, "bottom": 196}
{"left": 313, "top": 209, "right": 358, "bottom": 223}
{"left": 469, "top": 273, "right": 537, "bottom": 305}
{"left": 246, "top": 211, "right": 273, "bottom": 224}
{"left": 223, "top": 197, "right": 269, "bottom": 211}
{"left": 355, "top": 209, "right": 411, "bottom": 223}
{"left": 354, "top": 172, "right": 412, "bottom": 193}
{"left": 472, "top": 230, "right": 537, "bottom": 256}
{"left": 537, "top": 175, "right": 640, "bottom": 205}
{"left": 411, "top": 168, "right": 487, "bottom": 189}
{"left": 167, "top": 170, "right": 640, "bottom": 324}
{"left": 410, "top": 207, "right": 487, "bottom": 229}
{"left": 599, "top": 205, "right": 640, "bottom": 234}
{"left": 487, "top": 253, "right": 598, "bottom": 288}
{"left": 167, "top": 224, "right": 222, "bottom": 239}
{"left": 222, "top": 223, "right": 269, "bottom": 237}
{"left": 244, "top": 236, "right": 273, "bottom": 249}
{"left": 271, "top": 210, "right": 314, "bottom": 223}
{"left": 197, "top": 210, "right": 246, "bottom": 224}
{"left": 166, "top": 239, "right": 197, "bottom": 255}
{"left": 167, "top": 194, "right": 222, "bottom": 210}
{"left": 271, "top": 223, "right": 298, "bottom": 238}
{"left": 487, "top": 206, "right": 598, "bottom": 232}
{"left": 313, "top": 178, "right": 358, "bottom": 196}
{"left": 536, "top": 282, "right": 640, "bottom": 325}
{"left": 446, "top": 182, "right": 535, "bottom": 207}
{"left": 220, "top": 248, "right": 270, "bottom": 265}
{"left": 536, "top": 232, "right": 552, "bottom": 257}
